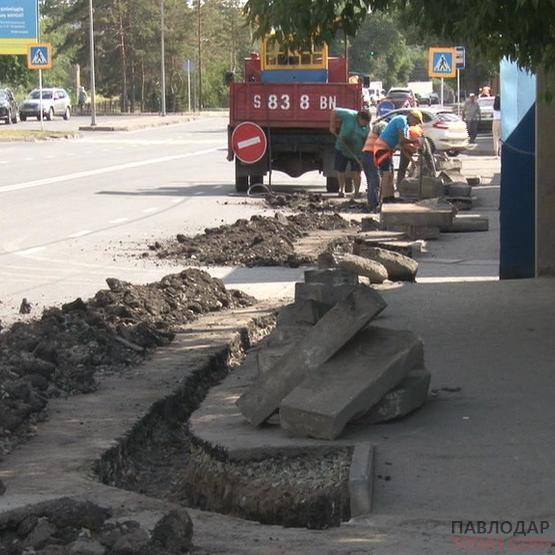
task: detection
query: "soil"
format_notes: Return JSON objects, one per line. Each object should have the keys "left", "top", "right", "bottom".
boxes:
{"left": 147, "top": 213, "right": 354, "bottom": 267}
{"left": 265, "top": 192, "right": 370, "bottom": 214}
{"left": 0, "top": 269, "right": 253, "bottom": 456}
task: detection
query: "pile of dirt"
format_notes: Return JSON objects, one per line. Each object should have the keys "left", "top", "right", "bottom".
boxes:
{"left": 149, "top": 213, "right": 353, "bottom": 267}
{"left": 265, "top": 192, "right": 369, "bottom": 213}
{"left": 0, "top": 497, "right": 193, "bottom": 554}
{"left": 0, "top": 269, "right": 253, "bottom": 455}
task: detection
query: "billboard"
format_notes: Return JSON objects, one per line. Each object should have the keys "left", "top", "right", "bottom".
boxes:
{"left": 0, "top": 0, "right": 39, "bottom": 55}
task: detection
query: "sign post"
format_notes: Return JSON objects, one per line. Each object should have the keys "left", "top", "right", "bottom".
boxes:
{"left": 428, "top": 47, "right": 457, "bottom": 106}
{"left": 27, "top": 43, "right": 52, "bottom": 131}
{"left": 455, "top": 46, "right": 466, "bottom": 116}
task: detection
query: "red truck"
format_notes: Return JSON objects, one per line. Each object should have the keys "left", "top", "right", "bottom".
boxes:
{"left": 228, "top": 42, "right": 362, "bottom": 192}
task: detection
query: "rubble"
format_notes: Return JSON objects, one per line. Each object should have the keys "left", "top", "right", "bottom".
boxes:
{"left": 264, "top": 192, "right": 369, "bottom": 213}
{"left": 0, "top": 497, "right": 193, "bottom": 555}
{"left": 237, "top": 285, "right": 387, "bottom": 426}
{"left": 0, "top": 269, "right": 253, "bottom": 455}
{"left": 149, "top": 213, "right": 352, "bottom": 267}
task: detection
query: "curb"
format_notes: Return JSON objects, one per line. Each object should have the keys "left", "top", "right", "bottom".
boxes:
{"left": 348, "top": 442, "right": 376, "bottom": 516}
{"left": 79, "top": 115, "right": 198, "bottom": 132}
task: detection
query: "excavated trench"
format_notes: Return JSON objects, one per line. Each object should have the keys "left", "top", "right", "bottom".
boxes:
{"left": 94, "top": 313, "right": 352, "bottom": 530}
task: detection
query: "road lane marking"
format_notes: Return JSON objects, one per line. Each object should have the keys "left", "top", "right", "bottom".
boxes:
{"left": 0, "top": 147, "right": 219, "bottom": 194}
{"left": 68, "top": 230, "right": 92, "bottom": 238}
{"left": 17, "top": 246, "right": 46, "bottom": 256}
{"left": 109, "top": 217, "right": 129, "bottom": 224}
{"left": 142, "top": 207, "right": 158, "bottom": 213}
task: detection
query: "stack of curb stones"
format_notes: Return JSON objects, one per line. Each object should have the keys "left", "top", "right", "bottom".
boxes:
{"left": 238, "top": 269, "right": 431, "bottom": 440}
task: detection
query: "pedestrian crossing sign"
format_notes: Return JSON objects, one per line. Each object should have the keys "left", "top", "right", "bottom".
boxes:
{"left": 27, "top": 43, "right": 53, "bottom": 70}
{"left": 428, "top": 47, "right": 457, "bottom": 78}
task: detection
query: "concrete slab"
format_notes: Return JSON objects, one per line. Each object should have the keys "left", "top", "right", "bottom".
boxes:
{"left": 354, "top": 247, "right": 418, "bottom": 282}
{"left": 348, "top": 443, "right": 375, "bottom": 516}
{"left": 237, "top": 286, "right": 387, "bottom": 426}
{"left": 385, "top": 224, "right": 441, "bottom": 240}
{"left": 356, "top": 367, "right": 431, "bottom": 424}
{"left": 303, "top": 268, "right": 358, "bottom": 287}
{"left": 446, "top": 182, "right": 473, "bottom": 197}
{"left": 279, "top": 327, "right": 424, "bottom": 440}
{"left": 294, "top": 281, "right": 357, "bottom": 305}
{"left": 277, "top": 300, "right": 327, "bottom": 326}
{"left": 381, "top": 202, "right": 455, "bottom": 228}
{"left": 398, "top": 177, "right": 446, "bottom": 200}
{"left": 441, "top": 215, "right": 489, "bottom": 233}
{"left": 336, "top": 253, "right": 389, "bottom": 283}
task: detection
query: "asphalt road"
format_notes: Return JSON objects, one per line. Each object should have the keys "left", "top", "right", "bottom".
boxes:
{"left": 0, "top": 117, "right": 500, "bottom": 324}
{"left": 0, "top": 116, "right": 312, "bottom": 323}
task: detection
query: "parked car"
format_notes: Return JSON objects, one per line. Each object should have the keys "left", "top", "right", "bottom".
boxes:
{"left": 375, "top": 107, "right": 469, "bottom": 155}
{"left": 19, "top": 88, "right": 71, "bottom": 121}
{"left": 417, "top": 91, "right": 440, "bottom": 106}
{"left": 0, "top": 88, "right": 18, "bottom": 124}
{"left": 477, "top": 95, "right": 494, "bottom": 130}
{"left": 384, "top": 87, "right": 417, "bottom": 108}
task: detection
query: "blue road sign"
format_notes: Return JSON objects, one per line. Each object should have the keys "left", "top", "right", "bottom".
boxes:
{"left": 0, "top": 0, "right": 39, "bottom": 54}
{"left": 428, "top": 48, "right": 457, "bottom": 78}
{"left": 456, "top": 46, "right": 466, "bottom": 70}
{"left": 28, "top": 43, "right": 52, "bottom": 69}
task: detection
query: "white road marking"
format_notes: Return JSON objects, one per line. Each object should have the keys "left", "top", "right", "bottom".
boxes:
{"left": 142, "top": 207, "right": 158, "bottom": 214}
{"left": 68, "top": 230, "right": 92, "bottom": 238}
{"left": 0, "top": 147, "right": 219, "bottom": 194}
{"left": 170, "top": 199, "right": 181, "bottom": 203}
{"left": 109, "top": 217, "right": 129, "bottom": 224}
{"left": 17, "top": 246, "right": 46, "bottom": 256}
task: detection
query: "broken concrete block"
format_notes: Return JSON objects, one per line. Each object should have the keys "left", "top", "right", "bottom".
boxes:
{"left": 435, "top": 156, "right": 462, "bottom": 172}
{"left": 279, "top": 326, "right": 424, "bottom": 440}
{"left": 277, "top": 300, "right": 328, "bottom": 326}
{"left": 466, "top": 176, "right": 481, "bottom": 186}
{"left": 237, "top": 285, "right": 387, "bottom": 426}
{"left": 357, "top": 368, "right": 431, "bottom": 424}
{"left": 446, "top": 182, "right": 472, "bottom": 198}
{"left": 440, "top": 215, "right": 489, "bottom": 233}
{"left": 304, "top": 268, "right": 358, "bottom": 287}
{"left": 349, "top": 443, "right": 375, "bottom": 516}
{"left": 357, "top": 230, "right": 407, "bottom": 241}
{"left": 359, "top": 240, "right": 422, "bottom": 259}
{"left": 398, "top": 177, "right": 446, "bottom": 200}
{"left": 381, "top": 201, "right": 454, "bottom": 229}
{"left": 356, "top": 246, "right": 418, "bottom": 282}
{"left": 335, "top": 253, "right": 388, "bottom": 284}
{"left": 257, "top": 343, "right": 293, "bottom": 376}
{"left": 267, "top": 324, "right": 311, "bottom": 346}
{"left": 295, "top": 282, "right": 356, "bottom": 306}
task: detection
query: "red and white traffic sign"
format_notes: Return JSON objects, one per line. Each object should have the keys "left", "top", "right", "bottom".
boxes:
{"left": 231, "top": 121, "right": 267, "bottom": 164}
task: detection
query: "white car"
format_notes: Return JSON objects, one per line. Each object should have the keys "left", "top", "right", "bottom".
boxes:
{"left": 477, "top": 96, "right": 494, "bottom": 130}
{"left": 375, "top": 108, "right": 469, "bottom": 155}
{"left": 20, "top": 88, "right": 72, "bottom": 121}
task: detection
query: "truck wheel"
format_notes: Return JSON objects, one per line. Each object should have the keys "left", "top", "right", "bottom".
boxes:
{"left": 326, "top": 176, "right": 339, "bottom": 193}
{"left": 250, "top": 175, "right": 264, "bottom": 186}
{"left": 235, "top": 175, "right": 249, "bottom": 193}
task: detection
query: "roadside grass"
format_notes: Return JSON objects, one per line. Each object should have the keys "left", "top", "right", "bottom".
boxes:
{"left": 0, "top": 128, "right": 78, "bottom": 141}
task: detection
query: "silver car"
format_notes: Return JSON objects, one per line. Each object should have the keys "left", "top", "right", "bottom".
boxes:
{"left": 20, "top": 88, "right": 71, "bottom": 121}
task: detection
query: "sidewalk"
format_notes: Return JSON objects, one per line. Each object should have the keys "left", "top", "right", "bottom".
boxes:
{"left": 78, "top": 113, "right": 199, "bottom": 132}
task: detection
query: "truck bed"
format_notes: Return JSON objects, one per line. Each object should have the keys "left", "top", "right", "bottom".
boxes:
{"left": 230, "top": 82, "right": 362, "bottom": 129}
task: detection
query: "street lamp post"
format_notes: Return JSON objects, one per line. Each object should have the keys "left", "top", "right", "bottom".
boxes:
{"left": 88, "top": 0, "right": 97, "bottom": 126}
{"left": 160, "top": 0, "right": 166, "bottom": 116}
{"left": 198, "top": 0, "right": 202, "bottom": 111}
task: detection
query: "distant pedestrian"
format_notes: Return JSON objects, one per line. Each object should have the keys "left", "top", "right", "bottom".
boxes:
{"left": 462, "top": 93, "right": 481, "bottom": 143}
{"left": 492, "top": 94, "right": 501, "bottom": 157}
{"left": 329, "top": 108, "right": 371, "bottom": 198}
{"left": 78, "top": 86, "right": 88, "bottom": 111}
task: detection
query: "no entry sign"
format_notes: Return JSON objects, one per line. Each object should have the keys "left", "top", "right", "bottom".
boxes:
{"left": 232, "top": 122, "right": 267, "bottom": 164}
